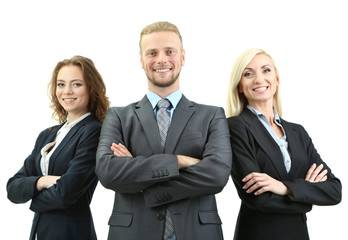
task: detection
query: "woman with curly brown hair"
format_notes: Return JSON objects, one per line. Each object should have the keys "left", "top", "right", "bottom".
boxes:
{"left": 7, "top": 55, "right": 109, "bottom": 240}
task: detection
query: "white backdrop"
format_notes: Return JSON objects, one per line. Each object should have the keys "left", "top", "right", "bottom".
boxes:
{"left": 1, "top": 0, "right": 347, "bottom": 239}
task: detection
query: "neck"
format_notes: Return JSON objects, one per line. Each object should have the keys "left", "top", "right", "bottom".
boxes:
{"left": 249, "top": 101, "right": 275, "bottom": 122}
{"left": 66, "top": 112, "right": 88, "bottom": 124}
{"left": 149, "top": 84, "right": 179, "bottom": 99}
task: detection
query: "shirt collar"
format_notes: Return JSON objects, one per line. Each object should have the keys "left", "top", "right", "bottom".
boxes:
{"left": 247, "top": 105, "right": 281, "bottom": 123}
{"left": 63, "top": 112, "right": 91, "bottom": 130}
{"left": 147, "top": 89, "right": 182, "bottom": 110}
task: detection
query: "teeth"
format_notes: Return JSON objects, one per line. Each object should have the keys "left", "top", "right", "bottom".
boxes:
{"left": 254, "top": 87, "right": 268, "bottom": 92}
{"left": 63, "top": 98, "right": 75, "bottom": 102}
{"left": 155, "top": 69, "right": 170, "bottom": 72}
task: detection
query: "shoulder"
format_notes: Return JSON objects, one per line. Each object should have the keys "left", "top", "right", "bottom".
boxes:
{"left": 107, "top": 98, "right": 144, "bottom": 114}
{"left": 80, "top": 116, "right": 101, "bottom": 133}
{"left": 66, "top": 116, "right": 102, "bottom": 140}
{"left": 105, "top": 102, "right": 141, "bottom": 124}
{"left": 191, "top": 101, "right": 219, "bottom": 110}
{"left": 108, "top": 102, "right": 138, "bottom": 113}
{"left": 227, "top": 115, "right": 249, "bottom": 135}
{"left": 281, "top": 118, "right": 311, "bottom": 143}
{"left": 187, "top": 98, "right": 224, "bottom": 115}
{"left": 281, "top": 118, "right": 306, "bottom": 133}
{"left": 41, "top": 124, "right": 61, "bottom": 137}
{"left": 227, "top": 109, "right": 251, "bottom": 129}
{"left": 227, "top": 115, "right": 245, "bottom": 125}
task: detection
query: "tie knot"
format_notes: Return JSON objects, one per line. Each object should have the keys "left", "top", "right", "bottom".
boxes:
{"left": 157, "top": 99, "right": 171, "bottom": 109}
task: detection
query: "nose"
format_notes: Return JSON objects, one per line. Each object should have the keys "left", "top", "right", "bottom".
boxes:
{"left": 63, "top": 85, "right": 73, "bottom": 94}
{"left": 157, "top": 51, "right": 168, "bottom": 64}
{"left": 254, "top": 72, "right": 264, "bottom": 83}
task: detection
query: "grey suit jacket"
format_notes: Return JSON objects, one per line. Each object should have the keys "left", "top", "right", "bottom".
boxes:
{"left": 96, "top": 95, "right": 232, "bottom": 240}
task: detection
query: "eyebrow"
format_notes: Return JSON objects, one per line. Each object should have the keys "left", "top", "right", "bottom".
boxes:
{"left": 261, "top": 64, "right": 272, "bottom": 68}
{"left": 244, "top": 65, "right": 272, "bottom": 71}
{"left": 57, "top": 79, "right": 84, "bottom": 82}
{"left": 145, "top": 47, "right": 177, "bottom": 52}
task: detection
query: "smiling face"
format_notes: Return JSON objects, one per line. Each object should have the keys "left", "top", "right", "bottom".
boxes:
{"left": 238, "top": 53, "right": 279, "bottom": 108}
{"left": 56, "top": 65, "right": 90, "bottom": 122}
{"left": 140, "top": 31, "right": 185, "bottom": 94}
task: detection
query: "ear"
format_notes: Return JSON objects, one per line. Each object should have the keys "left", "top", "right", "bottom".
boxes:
{"left": 237, "top": 83, "right": 243, "bottom": 93}
{"left": 140, "top": 52, "right": 144, "bottom": 69}
{"left": 181, "top": 49, "right": 186, "bottom": 66}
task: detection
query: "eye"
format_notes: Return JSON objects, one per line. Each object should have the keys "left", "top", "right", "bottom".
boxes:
{"left": 167, "top": 50, "right": 175, "bottom": 55}
{"left": 243, "top": 72, "right": 253, "bottom": 77}
{"left": 57, "top": 83, "right": 64, "bottom": 87}
{"left": 147, "top": 51, "right": 156, "bottom": 57}
{"left": 263, "top": 68, "right": 271, "bottom": 73}
{"left": 73, "top": 82, "right": 83, "bottom": 87}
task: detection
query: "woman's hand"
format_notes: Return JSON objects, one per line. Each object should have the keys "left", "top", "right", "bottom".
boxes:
{"left": 36, "top": 176, "right": 61, "bottom": 191}
{"left": 242, "top": 172, "right": 290, "bottom": 196}
{"left": 305, "top": 163, "right": 327, "bottom": 182}
{"left": 111, "top": 143, "right": 133, "bottom": 157}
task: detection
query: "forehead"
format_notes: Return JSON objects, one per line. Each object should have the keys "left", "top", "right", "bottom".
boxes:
{"left": 57, "top": 65, "right": 84, "bottom": 80}
{"left": 247, "top": 54, "right": 274, "bottom": 68}
{"left": 141, "top": 31, "right": 182, "bottom": 52}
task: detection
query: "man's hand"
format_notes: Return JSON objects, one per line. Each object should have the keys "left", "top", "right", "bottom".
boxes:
{"left": 177, "top": 155, "right": 200, "bottom": 169}
{"left": 111, "top": 143, "right": 133, "bottom": 157}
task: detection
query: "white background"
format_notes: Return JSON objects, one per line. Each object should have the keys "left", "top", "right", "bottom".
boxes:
{"left": 1, "top": 0, "right": 347, "bottom": 239}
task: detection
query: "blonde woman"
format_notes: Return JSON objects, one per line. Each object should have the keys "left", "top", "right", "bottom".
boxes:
{"left": 226, "top": 48, "right": 341, "bottom": 240}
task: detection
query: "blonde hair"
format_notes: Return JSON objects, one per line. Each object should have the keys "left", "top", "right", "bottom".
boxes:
{"left": 226, "top": 48, "right": 282, "bottom": 117}
{"left": 48, "top": 56, "right": 110, "bottom": 123}
{"left": 139, "top": 21, "right": 183, "bottom": 52}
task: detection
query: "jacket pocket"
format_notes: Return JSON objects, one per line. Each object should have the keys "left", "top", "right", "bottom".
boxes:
{"left": 108, "top": 212, "right": 133, "bottom": 227}
{"left": 198, "top": 211, "right": 222, "bottom": 225}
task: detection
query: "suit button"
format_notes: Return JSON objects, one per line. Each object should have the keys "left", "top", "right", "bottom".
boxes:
{"left": 157, "top": 214, "right": 165, "bottom": 221}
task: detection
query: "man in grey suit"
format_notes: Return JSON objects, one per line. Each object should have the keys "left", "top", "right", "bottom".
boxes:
{"left": 96, "top": 21, "right": 232, "bottom": 240}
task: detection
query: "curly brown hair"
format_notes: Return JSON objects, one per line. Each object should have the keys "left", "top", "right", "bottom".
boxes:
{"left": 48, "top": 56, "right": 110, "bottom": 123}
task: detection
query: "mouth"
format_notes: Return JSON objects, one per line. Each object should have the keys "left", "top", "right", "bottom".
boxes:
{"left": 153, "top": 67, "right": 172, "bottom": 73}
{"left": 62, "top": 98, "right": 77, "bottom": 103}
{"left": 253, "top": 86, "right": 269, "bottom": 92}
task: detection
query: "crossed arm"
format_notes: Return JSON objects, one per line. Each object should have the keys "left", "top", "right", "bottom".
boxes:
{"left": 111, "top": 143, "right": 199, "bottom": 169}
{"left": 229, "top": 118, "right": 341, "bottom": 212}
{"left": 36, "top": 176, "right": 61, "bottom": 191}
{"left": 242, "top": 163, "right": 327, "bottom": 197}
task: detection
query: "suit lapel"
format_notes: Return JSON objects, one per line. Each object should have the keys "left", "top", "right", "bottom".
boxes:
{"left": 135, "top": 96, "right": 163, "bottom": 154}
{"left": 35, "top": 125, "right": 61, "bottom": 175}
{"left": 281, "top": 120, "right": 301, "bottom": 177}
{"left": 48, "top": 115, "right": 92, "bottom": 174}
{"left": 241, "top": 109, "right": 289, "bottom": 180}
{"left": 165, "top": 95, "right": 194, "bottom": 153}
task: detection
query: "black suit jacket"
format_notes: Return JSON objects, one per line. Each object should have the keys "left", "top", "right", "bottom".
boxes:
{"left": 7, "top": 115, "right": 100, "bottom": 240}
{"left": 228, "top": 108, "right": 341, "bottom": 240}
{"left": 96, "top": 95, "right": 232, "bottom": 240}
